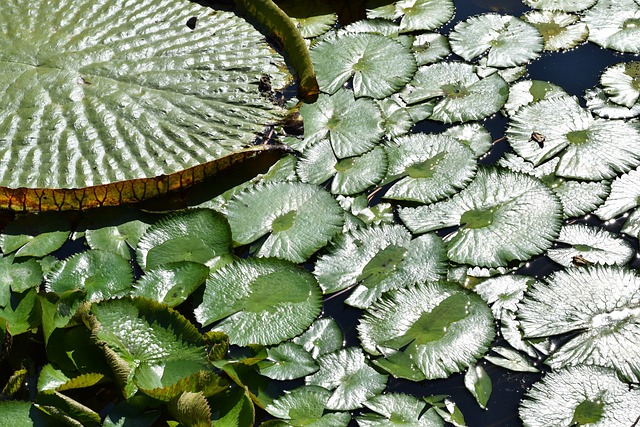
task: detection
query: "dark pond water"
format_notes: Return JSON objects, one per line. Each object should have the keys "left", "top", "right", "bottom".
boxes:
{"left": 323, "top": 1, "right": 639, "bottom": 426}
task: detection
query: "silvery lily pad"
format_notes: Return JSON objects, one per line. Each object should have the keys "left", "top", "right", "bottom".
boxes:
{"left": 311, "top": 32, "right": 417, "bottom": 99}
{"left": 357, "top": 393, "right": 444, "bottom": 427}
{"left": 474, "top": 274, "right": 534, "bottom": 319}
{"left": 401, "top": 62, "right": 509, "bottom": 123}
{"left": 584, "top": 0, "right": 640, "bottom": 53}
{"left": 265, "top": 385, "right": 351, "bottom": 426}
{"left": 522, "top": 0, "right": 597, "bottom": 12}
{"left": 484, "top": 346, "right": 540, "bottom": 373}
{"left": 547, "top": 224, "right": 634, "bottom": 267}
{"left": 399, "top": 168, "right": 562, "bottom": 267}
{"left": 442, "top": 123, "right": 493, "bottom": 157}
{"left": 600, "top": 61, "right": 640, "bottom": 108}
{"left": 412, "top": 33, "right": 451, "bottom": 66}
{"left": 622, "top": 207, "right": 640, "bottom": 238}
{"left": 293, "top": 318, "right": 344, "bottom": 359}
{"left": 383, "top": 133, "right": 477, "bottom": 203}
{"left": 358, "top": 281, "right": 495, "bottom": 379}
{"left": 464, "top": 364, "right": 492, "bottom": 409}
{"left": 226, "top": 181, "right": 344, "bottom": 263}
{"left": 503, "top": 80, "right": 567, "bottom": 117}
{"left": 340, "top": 18, "right": 403, "bottom": 37}
{"left": 299, "top": 89, "right": 384, "bottom": 158}
{"left": 377, "top": 95, "right": 414, "bottom": 138}
{"left": 519, "top": 365, "right": 640, "bottom": 427}
{"left": 595, "top": 166, "right": 640, "bottom": 220}
{"left": 585, "top": 87, "right": 640, "bottom": 119}
{"left": 552, "top": 179, "right": 610, "bottom": 218}
{"left": 522, "top": 11, "right": 588, "bottom": 51}
{"left": 506, "top": 95, "right": 640, "bottom": 179}
{"left": 449, "top": 14, "right": 543, "bottom": 67}
{"left": 257, "top": 342, "right": 318, "bottom": 380}
{"left": 519, "top": 265, "right": 640, "bottom": 382}
{"left": 367, "top": 0, "right": 455, "bottom": 32}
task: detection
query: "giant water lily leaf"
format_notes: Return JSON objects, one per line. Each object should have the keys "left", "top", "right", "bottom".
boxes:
{"left": 600, "top": 62, "right": 640, "bottom": 108}
{"left": 585, "top": 87, "right": 640, "bottom": 119}
{"left": 299, "top": 89, "right": 384, "bottom": 158}
{"left": 506, "top": 95, "right": 640, "bottom": 179}
{"left": 310, "top": 32, "right": 417, "bottom": 99}
{"left": 401, "top": 62, "right": 509, "bottom": 123}
{"left": 265, "top": 385, "right": 350, "bottom": 426}
{"left": 314, "top": 224, "right": 446, "bottom": 307}
{"left": 584, "top": 0, "right": 640, "bottom": 53}
{"left": 90, "top": 297, "right": 207, "bottom": 397}
{"left": 357, "top": 393, "right": 444, "bottom": 427}
{"left": 449, "top": 14, "right": 543, "bottom": 67}
{"left": 519, "top": 365, "right": 640, "bottom": 427}
{"left": 594, "top": 166, "right": 640, "bottom": 220}
{"left": 0, "top": 0, "right": 293, "bottom": 211}
{"left": 136, "top": 209, "right": 231, "bottom": 271}
{"left": 367, "top": 0, "right": 455, "bottom": 32}
{"left": 226, "top": 181, "right": 343, "bottom": 262}
{"left": 442, "top": 123, "right": 493, "bottom": 158}
{"left": 45, "top": 249, "right": 133, "bottom": 302}
{"left": 522, "top": 0, "right": 597, "bottom": 12}
{"left": 522, "top": 11, "right": 588, "bottom": 51}
{"left": 383, "top": 133, "right": 476, "bottom": 203}
{"left": 547, "top": 224, "right": 634, "bottom": 267}
{"left": 194, "top": 257, "right": 322, "bottom": 346}
{"left": 358, "top": 282, "right": 495, "bottom": 379}
{"left": 399, "top": 168, "right": 562, "bottom": 267}
{"left": 306, "top": 347, "right": 387, "bottom": 411}
{"left": 519, "top": 265, "right": 640, "bottom": 382}
{"left": 503, "top": 80, "right": 567, "bottom": 117}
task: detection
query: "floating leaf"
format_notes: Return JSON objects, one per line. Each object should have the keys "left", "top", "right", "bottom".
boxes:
{"left": 1, "top": 288, "right": 41, "bottom": 335}
{"left": 357, "top": 393, "right": 444, "bottom": 426}
{"left": 449, "top": 14, "right": 543, "bottom": 67}
{"left": 547, "top": 224, "right": 634, "bottom": 267}
{"left": 358, "top": 282, "right": 495, "bottom": 379}
{"left": 298, "top": 89, "right": 384, "bottom": 158}
{"left": 377, "top": 95, "right": 414, "bottom": 139}
{"left": 484, "top": 346, "right": 540, "bottom": 373}
{"left": 0, "top": 255, "right": 43, "bottom": 296}
{"left": 367, "top": 0, "right": 455, "bottom": 32}
{"left": 506, "top": 95, "right": 640, "bottom": 179}
{"left": 584, "top": 0, "right": 640, "bottom": 53}
{"left": 585, "top": 87, "right": 640, "bottom": 119}
{"left": 91, "top": 297, "right": 207, "bottom": 397}
{"left": 594, "top": 166, "right": 640, "bottom": 220}
{"left": 503, "top": 80, "right": 567, "bottom": 117}
{"left": 257, "top": 342, "right": 318, "bottom": 380}
{"left": 0, "top": 213, "right": 70, "bottom": 257}
{"left": 226, "top": 181, "right": 343, "bottom": 263}
{"left": 83, "top": 211, "right": 153, "bottom": 260}
{"left": 276, "top": 1, "right": 337, "bottom": 38}
{"left": 0, "top": 401, "right": 58, "bottom": 426}
{"left": 399, "top": 168, "right": 562, "bottom": 267}
{"left": 519, "top": 265, "right": 640, "bottom": 381}
{"left": 622, "top": 207, "right": 640, "bottom": 238}
{"left": 412, "top": 33, "right": 451, "bottom": 66}
{"left": 600, "top": 61, "right": 640, "bottom": 108}
{"left": 519, "top": 365, "right": 640, "bottom": 427}
{"left": 306, "top": 347, "right": 387, "bottom": 411}
{"left": 522, "top": 0, "right": 597, "bottom": 12}
{"left": 522, "top": 11, "right": 589, "bottom": 51}
{"left": 464, "top": 364, "right": 492, "bottom": 409}
{"left": 442, "top": 123, "right": 493, "bottom": 158}
{"left": 336, "top": 195, "right": 395, "bottom": 228}
{"left": 383, "top": 133, "right": 476, "bottom": 203}
{"left": 0, "top": 0, "right": 292, "bottom": 211}
{"left": 311, "top": 32, "right": 417, "bottom": 98}
{"left": 401, "top": 62, "right": 509, "bottom": 123}
{"left": 473, "top": 274, "right": 534, "bottom": 319}
{"left": 210, "top": 387, "right": 255, "bottom": 426}
{"left": 131, "top": 262, "right": 210, "bottom": 307}
{"left": 265, "top": 385, "right": 351, "bottom": 426}
{"left": 552, "top": 179, "right": 610, "bottom": 219}
{"left": 292, "top": 318, "right": 344, "bottom": 359}
{"left": 195, "top": 257, "right": 322, "bottom": 346}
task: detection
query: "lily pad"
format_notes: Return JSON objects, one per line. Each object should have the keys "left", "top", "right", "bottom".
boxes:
{"left": 0, "top": 213, "right": 71, "bottom": 257}
{"left": 584, "top": 0, "right": 640, "bottom": 53}
{"left": 503, "top": 80, "right": 567, "bottom": 117}
{"left": 265, "top": 385, "right": 350, "bottom": 426}
{"left": 401, "top": 62, "right": 509, "bottom": 123}
{"left": 377, "top": 95, "right": 414, "bottom": 139}
{"left": 194, "top": 257, "right": 322, "bottom": 346}
{"left": 546, "top": 224, "right": 634, "bottom": 267}
{"left": 226, "top": 181, "right": 344, "bottom": 263}
{"left": 449, "top": 14, "right": 543, "bottom": 67}
{"left": 522, "top": 11, "right": 589, "bottom": 51}
{"left": 600, "top": 61, "right": 640, "bottom": 108}
{"left": 442, "top": 123, "right": 493, "bottom": 158}
{"left": 473, "top": 274, "right": 534, "bottom": 319}
{"left": 519, "top": 265, "right": 640, "bottom": 382}
{"left": 585, "top": 87, "right": 640, "bottom": 119}
{"left": 622, "top": 207, "right": 640, "bottom": 238}
{"left": 399, "top": 167, "right": 562, "bottom": 267}
{"left": 464, "top": 364, "right": 492, "bottom": 409}
{"left": 594, "top": 165, "right": 640, "bottom": 220}
{"left": 0, "top": 255, "right": 43, "bottom": 298}
{"left": 131, "top": 261, "right": 210, "bottom": 307}
{"left": 412, "top": 33, "right": 451, "bottom": 66}
{"left": 357, "top": 393, "right": 444, "bottom": 426}
{"left": 0, "top": 0, "right": 291, "bottom": 210}
{"left": 310, "top": 32, "right": 417, "bottom": 99}
{"left": 367, "top": 0, "right": 455, "bottom": 32}
{"left": 257, "top": 342, "right": 318, "bottom": 380}
{"left": 519, "top": 365, "right": 640, "bottom": 427}
{"left": 358, "top": 281, "right": 495, "bottom": 379}
{"left": 383, "top": 133, "right": 476, "bottom": 203}
{"left": 292, "top": 318, "right": 344, "bottom": 359}
{"left": 522, "top": 0, "right": 597, "bottom": 12}
{"left": 552, "top": 179, "right": 610, "bottom": 219}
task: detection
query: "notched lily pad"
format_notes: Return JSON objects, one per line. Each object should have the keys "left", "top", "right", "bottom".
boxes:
{"left": 367, "top": 0, "right": 455, "bottom": 32}
{"left": 522, "top": 11, "right": 589, "bottom": 51}
{"left": 584, "top": 0, "right": 640, "bottom": 53}
{"left": 132, "top": 261, "right": 210, "bottom": 307}
{"left": 547, "top": 224, "right": 634, "bottom": 267}
{"left": 503, "top": 80, "right": 567, "bottom": 117}
{"left": 357, "top": 393, "right": 444, "bottom": 426}
{"left": 594, "top": 165, "right": 640, "bottom": 220}
{"left": 522, "top": 0, "right": 597, "bottom": 12}
{"left": 600, "top": 61, "right": 640, "bottom": 108}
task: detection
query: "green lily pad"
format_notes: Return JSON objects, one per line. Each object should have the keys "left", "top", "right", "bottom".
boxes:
{"left": 503, "top": 80, "right": 568, "bottom": 117}
{"left": 358, "top": 281, "right": 495, "bottom": 379}
{"left": 399, "top": 167, "right": 562, "bottom": 267}
{"left": 131, "top": 261, "right": 210, "bottom": 307}
{"left": 266, "top": 385, "right": 350, "bottom": 426}
{"left": 306, "top": 347, "right": 387, "bottom": 411}
{"left": 522, "top": 0, "right": 597, "bottom": 12}
{"left": 0, "top": 212, "right": 71, "bottom": 257}
{"left": 367, "top": 0, "right": 455, "bottom": 32}
{"left": 547, "top": 224, "right": 634, "bottom": 267}
{"left": 0, "top": 288, "right": 41, "bottom": 335}
{"left": 0, "top": 255, "right": 43, "bottom": 298}
{"left": 257, "top": 342, "right": 318, "bottom": 380}
{"left": 276, "top": 1, "right": 338, "bottom": 38}
{"left": 377, "top": 95, "right": 414, "bottom": 139}
{"left": 311, "top": 32, "right": 417, "bottom": 99}
{"left": 357, "top": 393, "right": 444, "bottom": 426}
{"left": 45, "top": 249, "right": 133, "bottom": 303}
{"left": 136, "top": 209, "right": 232, "bottom": 271}
{"left": 519, "top": 365, "right": 640, "bottom": 427}
{"left": 83, "top": 211, "right": 153, "bottom": 261}
{"left": 464, "top": 364, "right": 492, "bottom": 409}
{"left": 194, "top": 257, "right": 322, "bottom": 346}
{"left": 585, "top": 87, "right": 640, "bottom": 119}
{"left": 401, "top": 62, "right": 509, "bottom": 123}
{"left": 449, "top": 14, "right": 543, "bottom": 67}
{"left": 91, "top": 297, "right": 207, "bottom": 397}
{"left": 442, "top": 123, "right": 493, "bottom": 158}
{"left": 299, "top": 89, "right": 384, "bottom": 158}
{"left": 600, "top": 61, "right": 640, "bottom": 108}
{"left": 383, "top": 133, "right": 477, "bottom": 203}
{"left": 584, "top": 0, "right": 640, "bottom": 53}
{"left": 552, "top": 179, "right": 610, "bottom": 219}
{"left": 484, "top": 346, "right": 540, "bottom": 373}
{"left": 522, "top": 10, "right": 589, "bottom": 51}
{"left": 293, "top": 318, "right": 344, "bottom": 359}
{"left": 519, "top": 265, "right": 640, "bottom": 382}
{"left": 412, "top": 33, "right": 451, "bottom": 66}
{"left": 594, "top": 166, "right": 640, "bottom": 220}
{"left": 0, "top": 401, "right": 60, "bottom": 426}
{"left": 473, "top": 274, "right": 534, "bottom": 319}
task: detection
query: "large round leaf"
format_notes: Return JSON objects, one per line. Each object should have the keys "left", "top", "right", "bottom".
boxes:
{"left": 584, "top": 0, "right": 640, "bottom": 53}
{"left": 0, "top": 0, "right": 291, "bottom": 210}
{"left": 600, "top": 61, "right": 640, "bottom": 108}
{"left": 357, "top": 393, "right": 444, "bottom": 427}
{"left": 522, "top": 11, "right": 589, "bottom": 52}
{"left": 399, "top": 167, "right": 562, "bottom": 267}
{"left": 226, "top": 181, "right": 344, "bottom": 263}
{"left": 194, "top": 257, "right": 322, "bottom": 346}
